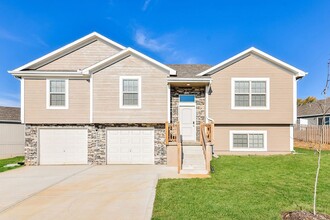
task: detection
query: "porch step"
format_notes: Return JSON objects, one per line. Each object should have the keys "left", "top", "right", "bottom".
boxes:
{"left": 180, "top": 169, "right": 208, "bottom": 175}
{"left": 182, "top": 142, "right": 201, "bottom": 146}
{"left": 181, "top": 145, "right": 208, "bottom": 175}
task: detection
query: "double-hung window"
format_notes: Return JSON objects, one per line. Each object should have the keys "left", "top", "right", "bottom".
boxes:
{"left": 232, "top": 78, "right": 269, "bottom": 110}
{"left": 47, "top": 79, "right": 68, "bottom": 109}
{"left": 230, "top": 130, "right": 267, "bottom": 151}
{"left": 120, "top": 76, "right": 141, "bottom": 108}
{"left": 318, "top": 116, "right": 330, "bottom": 125}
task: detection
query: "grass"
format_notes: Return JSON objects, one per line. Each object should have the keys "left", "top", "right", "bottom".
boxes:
{"left": 0, "top": 156, "right": 24, "bottom": 173}
{"left": 152, "top": 148, "right": 330, "bottom": 220}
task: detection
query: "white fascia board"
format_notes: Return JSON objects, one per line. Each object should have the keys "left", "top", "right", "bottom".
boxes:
{"left": 10, "top": 32, "right": 126, "bottom": 72}
{"left": 83, "top": 49, "right": 131, "bottom": 74}
{"left": 8, "top": 70, "right": 89, "bottom": 78}
{"left": 197, "top": 47, "right": 308, "bottom": 77}
{"left": 84, "top": 47, "right": 176, "bottom": 76}
{"left": 167, "top": 78, "right": 212, "bottom": 82}
{"left": 126, "top": 48, "right": 176, "bottom": 75}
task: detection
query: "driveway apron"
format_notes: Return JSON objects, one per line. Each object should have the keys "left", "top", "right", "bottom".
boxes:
{"left": 0, "top": 165, "right": 176, "bottom": 220}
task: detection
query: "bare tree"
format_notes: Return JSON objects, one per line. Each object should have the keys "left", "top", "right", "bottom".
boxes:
{"left": 313, "top": 61, "right": 330, "bottom": 215}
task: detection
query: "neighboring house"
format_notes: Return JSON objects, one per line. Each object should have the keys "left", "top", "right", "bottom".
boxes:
{"left": 9, "top": 32, "right": 307, "bottom": 166}
{"left": 0, "top": 106, "right": 25, "bottom": 159}
{"left": 297, "top": 98, "right": 330, "bottom": 125}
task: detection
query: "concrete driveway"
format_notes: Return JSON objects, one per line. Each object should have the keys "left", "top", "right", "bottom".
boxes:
{"left": 0, "top": 165, "right": 178, "bottom": 220}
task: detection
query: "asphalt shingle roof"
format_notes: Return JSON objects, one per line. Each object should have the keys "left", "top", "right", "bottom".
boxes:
{"left": 0, "top": 106, "right": 20, "bottom": 122}
{"left": 298, "top": 98, "right": 330, "bottom": 117}
{"left": 167, "top": 64, "right": 212, "bottom": 78}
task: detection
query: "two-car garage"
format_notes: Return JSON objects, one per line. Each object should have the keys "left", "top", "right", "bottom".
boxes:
{"left": 38, "top": 128, "right": 155, "bottom": 165}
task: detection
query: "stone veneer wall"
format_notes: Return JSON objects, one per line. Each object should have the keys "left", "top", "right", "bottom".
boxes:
{"left": 25, "top": 123, "right": 166, "bottom": 166}
{"left": 170, "top": 86, "right": 205, "bottom": 141}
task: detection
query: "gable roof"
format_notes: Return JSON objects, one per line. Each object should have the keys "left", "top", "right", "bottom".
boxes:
{"left": 10, "top": 32, "right": 126, "bottom": 73}
{"left": 197, "top": 47, "right": 307, "bottom": 78}
{"left": 298, "top": 98, "right": 330, "bottom": 117}
{"left": 0, "top": 106, "right": 20, "bottom": 122}
{"left": 167, "top": 64, "right": 211, "bottom": 78}
{"left": 83, "top": 47, "right": 176, "bottom": 75}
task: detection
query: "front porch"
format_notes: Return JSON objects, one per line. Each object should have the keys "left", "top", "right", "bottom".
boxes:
{"left": 165, "top": 121, "right": 214, "bottom": 175}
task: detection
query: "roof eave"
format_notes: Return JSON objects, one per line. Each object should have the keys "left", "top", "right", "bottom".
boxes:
{"left": 84, "top": 47, "right": 177, "bottom": 76}
{"left": 196, "top": 47, "right": 308, "bottom": 77}
{"left": 167, "top": 78, "right": 212, "bottom": 82}
{"left": 9, "top": 32, "right": 126, "bottom": 72}
{"left": 8, "top": 70, "right": 88, "bottom": 78}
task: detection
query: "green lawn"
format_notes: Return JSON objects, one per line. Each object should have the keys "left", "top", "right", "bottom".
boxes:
{"left": 0, "top": 156, "right": 24, "bottom": 173}
{"left": 152, "top": 149, "right": 330, "bottom": 220}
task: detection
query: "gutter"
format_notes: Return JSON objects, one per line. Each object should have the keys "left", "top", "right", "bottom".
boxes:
{"left": 8, "top": 70, "right": 90, "bottom": 78}
{"left": 167, "top": 78, "right": 212, "bottom": 83}
{"left": 0, "top": 120, "right": 21, "bottom": 123}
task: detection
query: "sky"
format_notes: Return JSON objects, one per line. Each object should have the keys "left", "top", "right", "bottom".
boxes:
{"left": 0, "top": 0, "right": 330, "bottom": 107}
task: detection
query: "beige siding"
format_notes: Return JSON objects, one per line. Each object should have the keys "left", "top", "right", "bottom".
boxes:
{"left": 36, "top": 40, "right": 121, "bottom": 70}
{"left": 213, "top": 125, "right": 291, "bottom": 155}
{"left": 0, "top": 123, "right": 25, "bottom": 159}
{"left": 93, "top": 55, "right": 168, "bottom": 123}
{"left": 209, "top": 54, "right": 294, "bottom": 124}
{"left": 25, "top": 79, "right": 90, "bottom": 123}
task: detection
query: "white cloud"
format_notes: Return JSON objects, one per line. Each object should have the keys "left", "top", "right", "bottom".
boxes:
{"left": 0, "top": 28, "right": 24, "bottom": 43}
{"left": 0, "top": 93, "right": 20, "bottom": 107}
{"left": 142, "top": 0, "right": 152, "bottom": 11}
{"left": 134, "top": 28, "right": 198, "bottom": 64}
{"left": 134, "top": 29, "right": 172, "bottom": 52}
{"left": 0, "top": 98, "right": 20, "bottom": 107}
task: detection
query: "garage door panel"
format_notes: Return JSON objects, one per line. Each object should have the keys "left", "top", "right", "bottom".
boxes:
{"left": 107, "top": 129, "right": 154, "bottom": 164}
{"left": 39, "top": 129, "right": 88, "bottom": 165}
{"left": 120, "top": 146, "right": 131, "bottom": 153}
{"left": 120, "top": 138, "right": 130, "bottom": 144}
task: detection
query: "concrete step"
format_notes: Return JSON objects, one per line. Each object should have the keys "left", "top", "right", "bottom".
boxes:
{"left": 182, "top": 162, "right": 205, "bottom": 167}
{"left": 183, "top": 158, "right": 205, "bottom": 163}
{"left": 182, "top": 165, "right": 206, "bottom": 170}
{"left": 183, "top": 159, "right": 205, "bottom": 164}
{"left": 180, "top": 169, "right": 208, "bottom": 175}
{"left": 181, "top": 145, "right": 207, "bottom": 174}
{"left": 182, "top": 142, "right": 201, "bottom": 146}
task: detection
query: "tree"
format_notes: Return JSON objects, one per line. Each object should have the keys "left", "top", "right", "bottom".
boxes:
{"left": 297, "top": 96, "right": 317, "bottom": 106}
{"left": 313, "top": 61, "right": 330, "bottom": 215}
{"left": 297, "top": 98, "right": 304, "bottom": 106}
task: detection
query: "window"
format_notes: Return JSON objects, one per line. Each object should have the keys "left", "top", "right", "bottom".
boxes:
{"left": 318, "top": 116, "right": 330, "bottom": 125}
{"left": 230, "top": 131, "right": 267, "bottom": 151}
{"left": 232, "top": 78, "right": 269, "bottom": 110}
{"left": 179, "top": 95, "right": 195, "bottom": 102}
{"left": 120, "top": 76, "right": 141, "bottom": 108}
{"left": 47, "top": 79, "right": 68, "bottom": 109}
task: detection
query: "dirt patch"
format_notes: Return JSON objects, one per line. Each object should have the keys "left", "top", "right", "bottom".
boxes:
{"left": 295, "top": 140, "right": 330, "bottom": 151}
{"left": 282, "top": 211, "right": 330, "bottom": 220}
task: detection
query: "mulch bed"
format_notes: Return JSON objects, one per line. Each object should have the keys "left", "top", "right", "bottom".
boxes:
{"left": 295, "top": 140, "right": 330, "bottom": 151}
{"left": 282, "top": 211, "right": 330, "bottom": 220}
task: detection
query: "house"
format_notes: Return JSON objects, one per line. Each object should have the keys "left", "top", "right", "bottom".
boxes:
{"left": 0, "top": 106, "right": 25, "bottom": 159}
{"left": 297, "top": 98, "right": 330, "bottom": 125}
{"left": 9, "top": 32, "right": 306, "bottom": 170}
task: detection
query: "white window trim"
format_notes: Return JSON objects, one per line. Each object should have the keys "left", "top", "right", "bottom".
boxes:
{"left": 46, "top": 79, "right": 69, "bottom": 109}
{"left": 229, "top": 130, "right": 267, "bottom": 152}
{"left": 231, "top": 78, "right": 270, "bottom": 110}
{"left": 119, "top": 76, "right": 142, "bottom": 109}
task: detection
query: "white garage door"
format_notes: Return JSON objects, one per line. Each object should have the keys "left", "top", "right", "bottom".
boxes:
{"left": 39, "top": 129, "right": 88, "bottom": 165}
{"left": 107, "top": 129, "right": 154, "bottom": 164}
